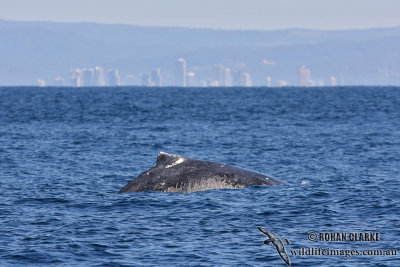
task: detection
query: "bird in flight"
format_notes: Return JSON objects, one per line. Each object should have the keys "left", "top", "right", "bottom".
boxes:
{"left": 257, "top": 226, "right": 291, "bottom": 266}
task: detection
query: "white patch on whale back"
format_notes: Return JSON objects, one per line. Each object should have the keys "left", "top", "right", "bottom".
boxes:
{"left": 165, "top": 157, "right": 185, "bottom": 168}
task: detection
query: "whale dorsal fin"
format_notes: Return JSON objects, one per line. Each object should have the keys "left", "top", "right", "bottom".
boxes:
{"left": 157, "top": 152, "right": 178, "bottom": 163}
{"left": 157, "top": 152, "right": 187, "bottom": 168}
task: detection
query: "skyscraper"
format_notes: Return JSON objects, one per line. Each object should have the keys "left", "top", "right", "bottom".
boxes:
{"left": 94, "top": 66, "right": 105, "bottom": 86}
{"left": 187, "top": 72, "right": 196, "bottom": 87}
{"left": 213, "top": 64, "right": 225, "bottom": 86}
{"left": 241, "top": 72, "right": 252, "bottom": 87}
{"left": 330, "top": 76, "right": 337, "bottom": 86}
{"left": 108, "top": 69, "right": 120, "bottom": 86}
{"left": 175, "top": 58, "right": 186, "bottom": 87}
{"left": 232, "top": 71, "right": 252, "bottom": 87}
{"left": 151, "top": 68, "right": 162, "bottom": 86}
{"left": 141, "top": 73, "right": 150, "bottom": 86}
{"left": 81, "top": 68, "right": 94, "bottom": 86}
{"left": 266, "top": 76, "right": 272, "bottom": 87}
{"left": 224, "top": 68, "right": 232, "bottom": 87}
{"left": 233, "top": 70, "right": 242, "bottom": 86}
{"left": 70, "top": 69, "right": 82, "bottom": 87}
{"left": 297, "top": 65, "right": 311, "bottom": 86}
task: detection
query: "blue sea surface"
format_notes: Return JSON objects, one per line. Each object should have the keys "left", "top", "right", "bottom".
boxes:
{"left": 0, "top": 86, "right": 399, "bottom": 266}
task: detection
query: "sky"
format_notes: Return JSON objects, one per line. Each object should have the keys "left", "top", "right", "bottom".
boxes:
{"left": 1, "top": 0, "right": 400, "bottom": 30}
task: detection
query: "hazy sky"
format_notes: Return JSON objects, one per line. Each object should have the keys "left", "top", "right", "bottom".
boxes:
{"left": 1, "top": 0, "right": 400, "bottom": 30}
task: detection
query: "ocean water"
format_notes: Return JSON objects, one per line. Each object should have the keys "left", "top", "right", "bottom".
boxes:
{"left": 0, "top": 86, "right": 399, "bottom": 266}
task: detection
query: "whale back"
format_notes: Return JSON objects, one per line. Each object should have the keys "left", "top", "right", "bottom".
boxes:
{"left": 118, "top": 152, "right": 286, "bottom": 193}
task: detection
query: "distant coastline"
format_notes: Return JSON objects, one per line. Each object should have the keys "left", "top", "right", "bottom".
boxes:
{"left": 0, "top": 19, "right": 399, "bottom": 87}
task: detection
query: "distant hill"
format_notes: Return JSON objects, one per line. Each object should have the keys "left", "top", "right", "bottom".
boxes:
{"left": 0, "top": 19, "right": 399, "bottom": 86}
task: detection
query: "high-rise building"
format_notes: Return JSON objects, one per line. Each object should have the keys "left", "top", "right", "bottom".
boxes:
{"left": 108, "top": 69, "right": 120, "bottom": 86}
{"left": 213, "top": 64, "right": 225, "bottom": 86}
{"left": 266, "top": 76, "right": 272, "bottom": 87}
{"left": 224, "top": 68, "right": 232, "bottom": 87}
{"left": 94, "top": 66, "right": 105, "bottom": 86}
{"left": 233, "top": 70, "right": 242, "bottom": 86}
{"left": 151, "top": 68, "right": 162, "bottom": 86}
{"left": 187, "top": 72, "right": 196, "bottom": 87}
{"left": 70, "top": 69, "right": 81, "bottom": 87}
{"left": 81, "top": 68, "right": 94, "bottom": 86}
{"left": 241, "top": 72, "right": 252, "bottom": 87}
{"left": 141, "top": 73, "right": 150, "bottom": 86}
{"left": 330, "top": 77, "right": 337, "bottom": 86}
{"left": 175, "top": 58, "right": 186, "bottom": 87}
{"left": 297, "top": 65, "right": 311, "bottom": 86}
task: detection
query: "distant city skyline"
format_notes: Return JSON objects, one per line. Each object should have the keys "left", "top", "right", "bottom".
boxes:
{"left": 45, "top": 60, "right": 340, "bottom": 88}
{"left": 1, "top": 20, "right": 399, "bottom": 86}
{"left": 1, "top": 0, "right": 400, "bottom": 30}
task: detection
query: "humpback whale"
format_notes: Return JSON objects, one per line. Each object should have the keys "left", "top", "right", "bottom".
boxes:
{"left": 118, "top": 152, "right": 287, "bottom": 193}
